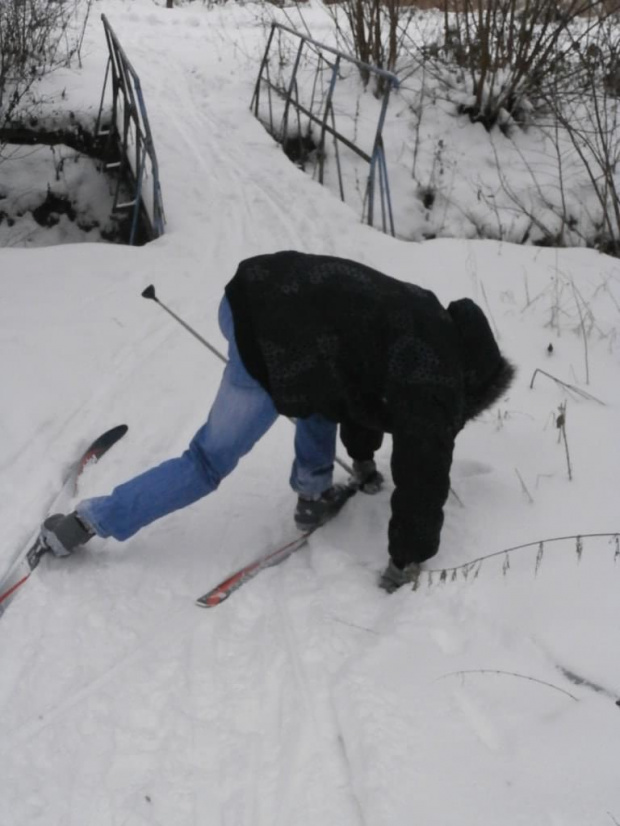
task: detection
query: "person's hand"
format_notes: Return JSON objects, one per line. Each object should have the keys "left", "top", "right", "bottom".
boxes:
{"left": 379, "top": 560, "right": 421, "bottom": 593}
{"left": 352, "top": 460, "right": 384, "bottom": 494}
{"left": 40, "top": 512, "right": 95, "bottom": 557}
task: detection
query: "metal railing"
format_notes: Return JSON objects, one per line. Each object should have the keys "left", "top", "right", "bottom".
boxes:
{"left": 251, "top": 23, "right": 399, "bottom": 236}
{"left": 96, "top": 15, "right": 165, "bottom": 245}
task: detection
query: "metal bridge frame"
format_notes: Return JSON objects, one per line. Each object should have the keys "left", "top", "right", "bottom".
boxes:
{"left": 96, "top": 15, "right": 165, "bottom": 245}
{"left": 251, "top": 23, "right": 399, "bottom": 236}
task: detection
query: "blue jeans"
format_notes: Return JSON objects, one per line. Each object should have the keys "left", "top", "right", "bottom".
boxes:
{"left": 79, "top": 297, "right": 337, "bottom": 541}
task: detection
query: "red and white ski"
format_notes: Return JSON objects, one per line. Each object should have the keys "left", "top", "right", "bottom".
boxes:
{"left": 197, "top": 482, "right": 360, "bottom": 608}
{"left": 0, "top": 424, "right": 128, "bottom": 618}
{"left": 196, "top": 531, "right": 314, "bottom": 608}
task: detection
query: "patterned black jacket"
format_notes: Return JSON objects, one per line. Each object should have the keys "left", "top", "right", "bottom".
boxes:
{"left": 225, "top": 251, "right": 515, "bottom": 568}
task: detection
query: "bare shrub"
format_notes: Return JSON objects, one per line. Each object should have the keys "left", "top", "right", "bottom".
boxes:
{"left": 411, "top": 0, "right": 609, "bottom": 130}
{"left": 0, "top": 0, "right": 86, "bottom": 152}
{"left": 541, "top": 18, "right": 620, "bottom": 255}
{"left": 323, "top": 0, "right": 417, "bottom": 92}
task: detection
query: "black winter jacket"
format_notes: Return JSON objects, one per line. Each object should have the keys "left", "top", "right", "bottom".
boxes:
{"left": 225, "top": 251, "right": 515, "bottom": 568}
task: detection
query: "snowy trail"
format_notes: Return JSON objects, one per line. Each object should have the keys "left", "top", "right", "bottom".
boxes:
{"left": 109, "top": 4, "right": 389, "bottom": 268}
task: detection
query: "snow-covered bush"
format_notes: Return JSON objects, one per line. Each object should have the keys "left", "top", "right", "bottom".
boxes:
{"left": 0, "top": 144, "right": 134, "bottom": 247}
{"left": 411, "top": 0, "right": 608, "bottom": 131}
{"left": 0, "top": 0, "right": 86, "bottom": 153}
{"left": 541, "top": 18, "right": 620, "bottom": 254}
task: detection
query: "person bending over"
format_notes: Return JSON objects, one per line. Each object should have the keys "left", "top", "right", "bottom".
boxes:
{"left": 40, "top": 251, "right": 515, "bottom": 593}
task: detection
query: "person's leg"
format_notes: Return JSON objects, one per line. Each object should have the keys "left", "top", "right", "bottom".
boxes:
{"left": 290, "top": 414, "right": 338, "bottom": 497}
{"left": 290, "top": 415, "right": 360, "bottom": 530}
{"left": 78, "top": 297, "right": 279, "bottom": 541}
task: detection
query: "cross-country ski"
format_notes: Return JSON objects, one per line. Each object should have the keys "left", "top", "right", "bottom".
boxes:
{"left": 197, "top": 482, "right": 360, "bottom": 607}
{"left": 196, "top": 531, "right": 313, "bottom": 608}
{"left": 0, "top": 425, "right": 128, "bottom": 618}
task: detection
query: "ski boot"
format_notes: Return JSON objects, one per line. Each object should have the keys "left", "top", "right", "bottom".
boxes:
{"left": 294, "top": 484, "right": 354, "bottom": 531}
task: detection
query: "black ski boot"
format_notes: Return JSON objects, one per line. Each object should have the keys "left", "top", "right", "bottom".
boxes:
{"left": 294, "top": 484, "right": 354, "bottom": 531}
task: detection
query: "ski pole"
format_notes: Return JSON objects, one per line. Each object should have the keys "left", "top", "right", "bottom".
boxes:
{"left": 141, "top": 285, "right": 227, "bottom": 364}
{"left": 141, "top": 285, "right": 354, "bottom": 475}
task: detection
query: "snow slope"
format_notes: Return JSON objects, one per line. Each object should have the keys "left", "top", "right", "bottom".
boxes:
{"left": 1, "top": 3, "right": 620, "bottom": 824}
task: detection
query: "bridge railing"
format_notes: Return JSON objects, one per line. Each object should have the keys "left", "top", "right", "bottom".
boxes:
{"left": 251, "top": 23, "right": 400, "bottom": 236}
{"left": 96, "top": 15, "right": 165, "bottom": 245}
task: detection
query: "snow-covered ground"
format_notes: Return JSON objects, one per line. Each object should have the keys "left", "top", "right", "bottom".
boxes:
{"left": 1, "top": 2, "right": 620, "bottom": 824}
{"left": 0, "top": 144, "right": 124, "bottom": 247}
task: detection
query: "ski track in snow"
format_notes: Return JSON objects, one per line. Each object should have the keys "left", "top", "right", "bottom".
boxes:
{"left": 1, "top": 3, "right": 620, "bottom": 825}
{"left": 122, "top": 14, "right": 341, "bottom": 257}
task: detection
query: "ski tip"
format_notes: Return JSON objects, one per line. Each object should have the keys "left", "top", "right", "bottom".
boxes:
{"left": 78, "top": 424, "right": 129, "bottom": 472}
{"left": 89, "top": 424, "right": 129, "bottom": 455}
{"left": 106, "top": 424, "right": 129, "bottom": 440}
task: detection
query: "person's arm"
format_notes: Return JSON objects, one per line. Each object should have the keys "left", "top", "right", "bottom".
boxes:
{"left": 387, "top": 391, "right": 456, "bottom": 570}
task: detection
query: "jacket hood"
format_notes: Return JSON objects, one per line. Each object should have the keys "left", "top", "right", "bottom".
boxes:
{"left": 447, "top": 298, "right": 516, "bottom": 421}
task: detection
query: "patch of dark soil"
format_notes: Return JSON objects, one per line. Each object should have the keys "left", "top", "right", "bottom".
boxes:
{"left": 282, "top": 131, "right": 319, "bottom": 170}
{"left": 0, "top": 122, "right": 107, "bottom": 161}
{"left": 31, "top": 190, "right": 77, "bottom": 227}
